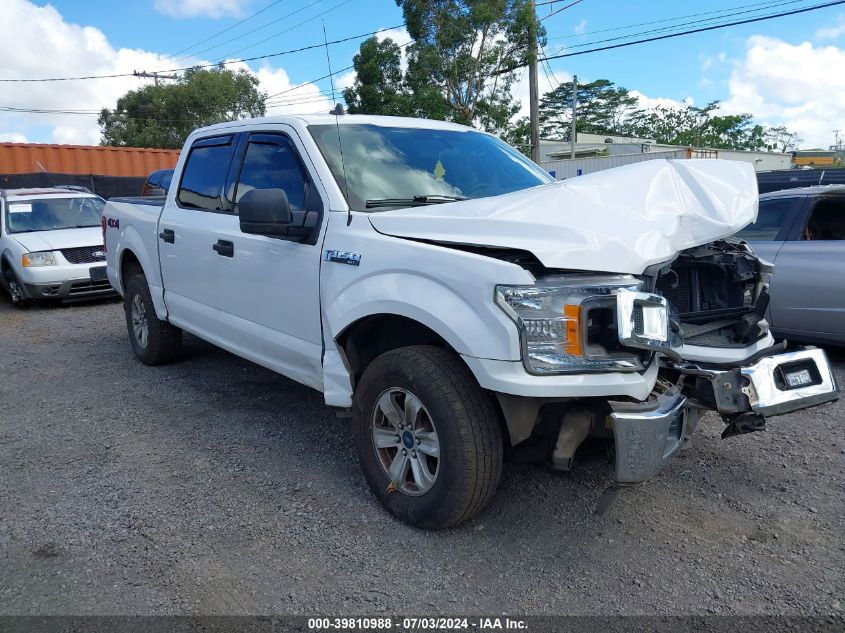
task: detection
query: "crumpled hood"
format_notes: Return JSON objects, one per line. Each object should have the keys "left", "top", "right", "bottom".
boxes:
{"left": 11, "top": 227, "right": 103, "bottom": 253}
{"left": 368, "top": 159, "right": 758, "bottom": 274}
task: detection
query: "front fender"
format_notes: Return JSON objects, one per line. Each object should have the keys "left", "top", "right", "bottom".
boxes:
{"left": 324, "top": 270, "right": 521, "bottom": 361}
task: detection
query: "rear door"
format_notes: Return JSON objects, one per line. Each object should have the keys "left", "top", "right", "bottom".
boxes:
{"left": 158, "top": 134, "right": 239, "bottom": 341}
{"left": 767, "top": 194, "right": 845, "bottom": 340}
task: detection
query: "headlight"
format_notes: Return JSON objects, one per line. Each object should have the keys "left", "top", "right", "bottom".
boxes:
{"left": 22, "top": 251, "right": 57, "bottom": 267}
{"left": 496, "top": 275, "right": 647, "bottom": 374}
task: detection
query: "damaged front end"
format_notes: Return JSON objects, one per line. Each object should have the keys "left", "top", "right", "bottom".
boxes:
{"left": 606, "top": 238, "right": 838, "bottom": 490}
{"left": 648, "top": 238, "right": 774, "bottom": 353}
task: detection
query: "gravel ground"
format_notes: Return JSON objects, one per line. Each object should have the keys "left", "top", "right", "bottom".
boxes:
{"left": 0, "top": 296, "right": 843, "bottom": 616}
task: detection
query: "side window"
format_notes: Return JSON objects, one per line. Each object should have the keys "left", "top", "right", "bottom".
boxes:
{"left": 804, "top": 197, "right": 845, "bottom": 241}
{"left": 735, "top": 197, "right": 798, "bottom": 241}
{"left": 177, "top": 135, "right": 236, "bottom": 212}
{"left": 234, "top": 135, "right": 308, "bottom": 212}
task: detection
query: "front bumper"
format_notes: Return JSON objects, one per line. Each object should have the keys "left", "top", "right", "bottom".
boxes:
{"left": 609, "top": 390, "right": 687, "bottom": 484}
{"left": 669, "top": 347, "right": 839, "bottom": 419}
{"left": 21, "top": 266, "right": 115, "bottom": 301}
{"left": 608, "top": 347, "right": 838, "bottom": 486}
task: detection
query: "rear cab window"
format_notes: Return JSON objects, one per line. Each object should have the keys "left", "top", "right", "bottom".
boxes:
{"left": 177, "top": 135, "right": 236, "bottom": 212}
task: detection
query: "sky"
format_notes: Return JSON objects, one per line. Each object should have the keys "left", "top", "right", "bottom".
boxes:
{"left": 1, "top": 0, "right": 844, "bottom": 149}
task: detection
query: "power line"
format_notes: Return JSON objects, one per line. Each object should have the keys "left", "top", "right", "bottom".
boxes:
{"left": 265, "top": 39, "right": 414, "bottom": 101}
{"left": 158, "top": 0, "right": 289, "bottom": 64}
{"left": 162, "top": 0, "right": 325, "bottom": 67}
{"left": 0, "top": 24, "right": 403, "bottom": 83}
{"left": 546, "top": 0, "right": 812, "bottom": 54}
{"left": 539, "top": 0, "right": 587, "bottom": 21}
{"left": 547, "top": 0, "right": 811, "bottom": 40}
{"left": 541, "top": 0, "right": 845, "bottom": 60}
{"left": 213, "top": 0, "right": 354, "bottom": 63}
{"left": 265, "top": 65, "right": 354, "bottom": 100}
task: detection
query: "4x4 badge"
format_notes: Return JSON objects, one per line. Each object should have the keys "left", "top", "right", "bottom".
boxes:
{"left": 324, "top": 250, "right": 361, "bottom": 266}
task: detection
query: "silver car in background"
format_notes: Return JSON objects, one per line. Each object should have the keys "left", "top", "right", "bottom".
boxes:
{"left": 0, "top": 188, "right": 115, "bottom": 307}
{"left": 735, "top": 185, "right": 845, "bottom": 345}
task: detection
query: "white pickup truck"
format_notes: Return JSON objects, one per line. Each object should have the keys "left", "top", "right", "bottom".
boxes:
{"left": 104, "top": 114, "right": 839, "bottom": 529}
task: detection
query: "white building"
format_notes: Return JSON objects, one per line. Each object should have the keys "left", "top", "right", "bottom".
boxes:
{"left": 540, "top": 133, "right": 792, "bottom": 179}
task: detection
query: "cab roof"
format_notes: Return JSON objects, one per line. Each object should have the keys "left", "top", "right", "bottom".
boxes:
{"left": 193, "top": 113, "right": 476, "bottom": 136}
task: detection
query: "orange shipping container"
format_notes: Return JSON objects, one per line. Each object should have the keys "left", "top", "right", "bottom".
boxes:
{"left": 0, "top": 142, "right": 180, "bottom": 177}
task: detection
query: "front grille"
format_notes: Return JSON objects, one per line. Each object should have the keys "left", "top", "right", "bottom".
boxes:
{"left": 61, "top": 246, "right": 106, "bottom": 264}
{"left": 69, "top": 279, "right": 112, "bottom": 295}
{"left": 633, "top": 304, "right": 644, "bottom": 335}
{"left": 657, "top": 269, "right": 693, "bottom": 314}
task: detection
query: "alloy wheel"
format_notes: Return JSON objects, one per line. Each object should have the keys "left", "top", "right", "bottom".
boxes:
{"left": 371, "top": 388, "right": 441, "bottom": 496}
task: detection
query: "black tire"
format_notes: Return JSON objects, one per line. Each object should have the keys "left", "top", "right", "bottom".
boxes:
{"left": 3, "top": 267, "right": 31, "bottom": 309}
{"left": 353, "top": 345, "right": 503, "bottom": 529}
{"left": 123, "top": 274, "right": 182, "bottom": 365}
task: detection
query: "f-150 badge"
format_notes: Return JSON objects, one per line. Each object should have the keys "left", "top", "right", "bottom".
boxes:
{"left": 324, "top": 250, "right": 361, "bottom": 266}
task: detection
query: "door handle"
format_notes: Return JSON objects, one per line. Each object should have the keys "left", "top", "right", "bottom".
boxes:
{"left": 213, "top": 239, "right": 234, "bottom": 258}
{"left": 159, "top": 229, "right": 175, "bottom": 243}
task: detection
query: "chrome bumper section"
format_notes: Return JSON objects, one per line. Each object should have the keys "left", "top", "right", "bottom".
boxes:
{"left": 668, "top": 347, "right": 839, "bottom": 419}
{"left": 609, "top": 390, "right": 688, "bottom": 484}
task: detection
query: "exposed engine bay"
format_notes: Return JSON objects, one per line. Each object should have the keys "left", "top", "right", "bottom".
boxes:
{"left": 648, "top": 239, "right": 774, "bottom": 349}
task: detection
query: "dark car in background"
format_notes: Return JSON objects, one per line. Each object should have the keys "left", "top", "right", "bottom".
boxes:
{"left": 735, "top": 185, "right": 845, "bottom": 345}
{"left": 140, "top": 169, "right": 174, "bottom": 197}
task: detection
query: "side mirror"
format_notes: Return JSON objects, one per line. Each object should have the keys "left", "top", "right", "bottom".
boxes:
{"left": 239, "top": 188, "right": 293, "bottom": 235}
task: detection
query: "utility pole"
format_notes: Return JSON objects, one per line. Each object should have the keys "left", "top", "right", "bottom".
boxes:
{"left": 570, "top": 74, "right": 577, "bottom": 159}
{"left": 528, "top": 0, "right": 540, "bottom": 164}
{"left": 133, "top": 70, "right": 178, "bottom": 87}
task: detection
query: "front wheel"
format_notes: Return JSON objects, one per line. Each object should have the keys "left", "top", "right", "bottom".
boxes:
{"left": 3, "top": 268, "right": 30, "bottom": 309}
{"left": 353, "top": 345, "right": 503, "bottom": 529}
{"left": 123, "top": 274, "right": 182, "bottom": 365}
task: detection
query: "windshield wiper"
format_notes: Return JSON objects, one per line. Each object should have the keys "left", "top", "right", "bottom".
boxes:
{"left": 365, "top": 194, "right": 467, "bottom": 209}
{"left": 73, "top": 224, "right": 100, "bottom": 228}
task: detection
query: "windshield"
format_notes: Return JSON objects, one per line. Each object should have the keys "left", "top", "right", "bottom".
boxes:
{"left": 4, "top": 196, "right": 105, "bottom": 234}
{"left": 309, "top": 124, "right": 553, "bottom": 211}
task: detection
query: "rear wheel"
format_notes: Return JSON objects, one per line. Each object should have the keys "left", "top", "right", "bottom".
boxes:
{"left": 123, "top": 274, "right": 182, "bottom": 365}
{"left": 353, "top": 345, "right": 503, "bottom": 529}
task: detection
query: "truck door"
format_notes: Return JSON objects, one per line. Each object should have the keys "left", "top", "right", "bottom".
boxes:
{"left": 158, "top": 134, "right": 240, "bottom": 340}
{"left": 202, "top": 129, "right": 327, "bottom": 390}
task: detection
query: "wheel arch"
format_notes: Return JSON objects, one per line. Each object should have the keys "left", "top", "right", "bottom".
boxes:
{"left": 337, "top": 313, "right": 451, "bottom": 387}
{"left": 334, "top": 313, "right": 511, "bottom": 446}
{"left": 119, "top": 248, "right": 144, "bottom": 292}
{"left": 116, "top": 244, "right": 168, "bottom": 321}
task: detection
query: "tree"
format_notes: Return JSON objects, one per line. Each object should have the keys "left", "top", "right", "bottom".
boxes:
{"left": 99, "top": 67, "right": 266, "bottom": 148}
{"left": 764, "top": 125, "right": 803, "bottom": 153}
{"left": 344, "top": 37, "right": 414, "bottom": 117}
{"left": 539, "top": 79, "right": 640, "bottom": 140}
{"left": 630, "top": 100, "right": 770, "bottom": 151}
{"left": 345, "top": 0, "right": 540, "bottom": 137}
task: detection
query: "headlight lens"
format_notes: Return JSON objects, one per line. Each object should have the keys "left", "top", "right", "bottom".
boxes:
{"left": 22, "top": 251, "right": 57, "bottom": 267}
{"left": 496, "top": 275, "right": 644, "bottom": 374}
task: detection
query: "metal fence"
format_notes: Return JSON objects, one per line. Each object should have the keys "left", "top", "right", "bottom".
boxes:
{"left": 756, "top": 168, "right": 845, "bottom": 194}
{"left": 0, "top": 172, "right": 145, "bottom": 199}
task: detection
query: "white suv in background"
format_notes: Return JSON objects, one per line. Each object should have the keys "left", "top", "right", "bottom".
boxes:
{"left": 0, "top": 188, "right": 115, "bottom": 307}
